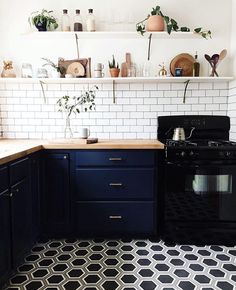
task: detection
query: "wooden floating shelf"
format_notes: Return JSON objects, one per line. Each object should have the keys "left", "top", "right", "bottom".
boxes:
{"left": 0, "top": 77, "right": 234, "bottom": 84}
{"left": 22, "top": 31, "right": 202, "bottom": 40}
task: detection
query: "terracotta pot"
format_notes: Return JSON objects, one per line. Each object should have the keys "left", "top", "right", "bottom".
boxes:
{"left": 146, "top": 15, "right": 165, "bottom": 32}
{"left": 110, "top": 68, "right": 120, "bottom": 77}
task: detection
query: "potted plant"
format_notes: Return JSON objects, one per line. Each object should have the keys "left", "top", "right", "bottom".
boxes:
{"left": 29, "top": 9, "right": 58, "bottom": 31}
{"left": 42, "top": 58, "right": 64, "bottom": 77}
{"left": 136, "top": 5, "right": 211, "bottom": 39}
{"left": 57, "top": 86, "right": 98, "bottom": 138}
{"left": 109, "top": 55, "right": 120, "bottom": 77}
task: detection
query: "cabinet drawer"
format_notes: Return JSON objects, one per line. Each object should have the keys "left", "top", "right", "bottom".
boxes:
{"left": 75, "top": 169, "right": 154, "bottom": 200}
{"left": 75, "top": 150, "right": 155, "bottom": 167}
{"left": 75, "top": 202, "right": 154, "bottom": 236}
{"left": 0, "top": 166, "right": 8, "bottom": 194}
{"left": 10, "top": 158, "right": 29, "bottom": 185}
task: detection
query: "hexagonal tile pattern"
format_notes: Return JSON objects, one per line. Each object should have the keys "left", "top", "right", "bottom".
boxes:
{"left": 5, "top": 239, "right": 236, "bottom": 290}
{"left": 103, "top": 269, "right": 119, "bottom": 277}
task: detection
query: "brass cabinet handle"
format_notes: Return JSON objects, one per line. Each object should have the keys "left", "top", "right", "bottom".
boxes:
{"left": 109, "top": 183, "right": 123, "bottom": 187}
{"left": 109, "top": 215, "right": 122, "bottom": 219}
{"left": 109, "top": 158, "right": 123, "bottom": 161}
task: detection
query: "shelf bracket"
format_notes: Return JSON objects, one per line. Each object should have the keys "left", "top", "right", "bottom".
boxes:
{"left": 147, "top": 33, "right": 153, "bottom": 61}
{"left": 75, "top": 33, "right": 80, "bottom": 59}
{"left": 183, "top": 79, "right": 190, "bottom": 103}
{"left": 112, "top": 80, "right": 116, "bottom": 104}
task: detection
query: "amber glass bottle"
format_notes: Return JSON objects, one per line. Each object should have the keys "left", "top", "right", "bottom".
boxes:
{"left": 193, "top": 52, "right": 200, "bottom": 77}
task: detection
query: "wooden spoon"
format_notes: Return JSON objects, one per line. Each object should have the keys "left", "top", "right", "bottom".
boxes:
{"left": 219, "top": 49, "right": 227, "bottom": 61}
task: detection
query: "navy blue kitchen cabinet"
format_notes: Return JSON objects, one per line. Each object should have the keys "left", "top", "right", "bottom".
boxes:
{"left": 41, "top": 152, "right": 71, "bottom": 236}
{"left": 30, "top": 153, "right": 41, "bottom": 242}
{"left": 0, "top": 166, "right": 11, "bottom": 288}
{"left": 9, "top": 157, "right": 32, "bottom": 267}
{"left": 73, "top": 150, "right": 157, "bottom": 237}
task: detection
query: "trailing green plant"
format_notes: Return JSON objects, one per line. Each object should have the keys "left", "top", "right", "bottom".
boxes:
{"left": 57, "top": 85, "right": 98, "bottom": 119}
{"left": 29, "top": 9, "right": 58, "bottom": 31}
{"left": 108, "top": 55, "right": 119, "bottom": 69}
{"left": 42, "top": 58, "right": 64, "bottom": 74}
{"left": 136, "top": 5, "right": 211, "bottom": 39}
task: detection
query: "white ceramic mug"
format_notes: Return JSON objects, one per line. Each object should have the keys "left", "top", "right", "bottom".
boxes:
{"left": 80, "top": 128, "right": 90, "bottom": 139}
{"left": 94, "top": 70, "right": 105, "bottom": 78}
{"left": 95, "top": 63, "right": 104, "bottom": 70}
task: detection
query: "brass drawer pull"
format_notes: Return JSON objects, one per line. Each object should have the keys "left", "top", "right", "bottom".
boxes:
{"left": 109, "top": 215, "right": 122, "bottom": 219}
{"left": 109, "top": 183, "right": 123, "bottom": 187}
{"left": 109, "top": 158, "right": 123, "bottom": 161}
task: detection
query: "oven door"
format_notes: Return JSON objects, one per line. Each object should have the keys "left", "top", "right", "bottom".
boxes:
{"left": 165, "top": 161, "right": 236, "bottom": 222}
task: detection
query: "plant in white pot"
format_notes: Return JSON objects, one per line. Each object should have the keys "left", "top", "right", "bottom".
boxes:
{"left": 57, "top": 86, "right": 98, "bottom": 138}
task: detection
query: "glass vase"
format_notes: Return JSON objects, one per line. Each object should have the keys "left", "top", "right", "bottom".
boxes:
{"left": 64, "top": 117, "right": 73, "bottom": 138}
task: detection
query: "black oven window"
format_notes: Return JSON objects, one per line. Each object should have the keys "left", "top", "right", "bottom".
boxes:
{"left": 186, "top": 174, "right": 232, "bottom": 195}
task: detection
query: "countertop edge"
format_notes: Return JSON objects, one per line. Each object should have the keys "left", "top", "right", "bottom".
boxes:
{"left": 0, "top": 140, "right": 165, "bottom": 165}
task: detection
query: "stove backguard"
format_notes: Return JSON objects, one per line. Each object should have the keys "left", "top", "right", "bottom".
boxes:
{"left": 157, "top": 115, "right": 230, "bottom": 143}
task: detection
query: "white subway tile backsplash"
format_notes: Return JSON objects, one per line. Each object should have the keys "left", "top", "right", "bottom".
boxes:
{"left": 157, "top": 83, "right": 171, "bottom": 90}
{"left": 0, "top": 80, "right": 231, "bottom": 139}
{"left": 129, "top": 83, "right": 143, "bottom": 91}
{"left": 199, "top": 83, "right": 213, "bottom": 90}
{"left": 144, "top": 83, "right": 157, "bottom": 90}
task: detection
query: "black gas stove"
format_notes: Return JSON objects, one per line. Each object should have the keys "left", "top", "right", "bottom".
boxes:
{"left": 157, "top": 115, "right": 236, "bottom": 245}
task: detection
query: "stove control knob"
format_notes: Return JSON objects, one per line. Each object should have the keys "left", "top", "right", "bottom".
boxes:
{"left": 180, "top": 151, "right": 186, "bottom": 157}
{"left": 189, "top": 151, "right": 194, "bottom": 157}
{"left": 225, "top": 151, "right": 231, "bottom": 157}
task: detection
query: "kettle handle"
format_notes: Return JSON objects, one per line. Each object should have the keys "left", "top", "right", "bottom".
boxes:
{"left": 186, "top": 127, "right": 195, "bottom": 140}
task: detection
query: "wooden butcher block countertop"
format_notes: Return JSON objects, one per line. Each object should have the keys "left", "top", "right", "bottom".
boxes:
{"left": 0, "top": 139, "right": 165, "bottom": 165}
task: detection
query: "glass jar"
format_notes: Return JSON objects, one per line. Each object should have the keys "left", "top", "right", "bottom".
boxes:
{"left": 74, "top": 9, "right": 83, "bottom": 31}
{"left": 86, "top": 9, "right": 95, "bottom": 32}
{"left": 21, "top": 63, "right": 33, "bottom": 78}
{"left": 62, "top": 9, "right": 71, "bottom": 31}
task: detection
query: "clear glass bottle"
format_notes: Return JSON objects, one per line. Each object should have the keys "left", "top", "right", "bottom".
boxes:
{"left": 193, "top": 51, "right": 200, "bottom": 77}
{"left": 86, "top": 9, "right": 95, "bottom": 32}
{"left": 74, "top": 9, "right": 83, "bottom": 31}
{"left": 62, "top": 9, "right": 71, "bottom": 31}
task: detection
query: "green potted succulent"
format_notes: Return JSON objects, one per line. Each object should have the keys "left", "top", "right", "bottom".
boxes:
{"left": 29, "top": 9, "right": 58, "bottom": 31}
{"left": 108, "top": 55, "right": 120, "bottom": 77}
{"left": 57, "top": 86, "right": 98, "bottom": 138}
{"left": 136, "top": 5, "right": 211, "bottom": 39}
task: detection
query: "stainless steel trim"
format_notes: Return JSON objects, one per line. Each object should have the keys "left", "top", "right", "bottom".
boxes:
{"left": 109, "top": 183, "right": 123, "bottom": 187}
{"left": 109, "top": 158, "right": 123, "bottom": 161}
{"left": 109, "top": 215, "right": 122, "bottom": 219}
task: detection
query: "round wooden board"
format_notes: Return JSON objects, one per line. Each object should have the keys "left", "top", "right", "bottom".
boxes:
{"left": 170, "top": 53, "right": 195, "bottom": 76}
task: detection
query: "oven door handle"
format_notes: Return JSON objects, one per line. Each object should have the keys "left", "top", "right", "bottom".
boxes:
{"left": 166, "top": 162, "right": 199, "bottom": 168}
{"left": 166, "top": 161, "right": 236, "bottom": 169}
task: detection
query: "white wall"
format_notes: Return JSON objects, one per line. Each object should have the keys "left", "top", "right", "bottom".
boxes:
{"left": 231, "top": 0, "right": 236, "bottom": 76}
{"left": 0, "top": 0, "right": 233, "bottom": 77}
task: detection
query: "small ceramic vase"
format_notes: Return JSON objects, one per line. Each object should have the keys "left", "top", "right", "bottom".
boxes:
{"left": 146, "top": 15, "right": 165, "bottom": 32}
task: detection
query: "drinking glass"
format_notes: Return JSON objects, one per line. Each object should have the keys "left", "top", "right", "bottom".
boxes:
{"left": 21, "top": 63, "right": 33, "bottom": 78}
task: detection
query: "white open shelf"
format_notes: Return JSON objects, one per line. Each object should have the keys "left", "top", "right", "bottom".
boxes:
{"left": 22, "top": 31, "right": 202, "bottom": 40}
{"left": 0, "top": 77, "right": 234, "bottom": 84}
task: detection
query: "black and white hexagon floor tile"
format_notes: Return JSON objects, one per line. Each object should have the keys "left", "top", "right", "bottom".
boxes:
{"left": 4, "top": 239, "right": 236, "bottom": 290}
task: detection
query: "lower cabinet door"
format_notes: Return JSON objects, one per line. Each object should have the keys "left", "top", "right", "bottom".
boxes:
{"left": 41, "top": 153, "right": 70, "bottom": 236}
{"left": 0, "top": 191, "right": 11, "bottom": 287}
{"left": 11, "top": 178, "right": 32, "bottom": 268}
{"left": 75, "top": 202, "right": 154, "bottom": 236}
